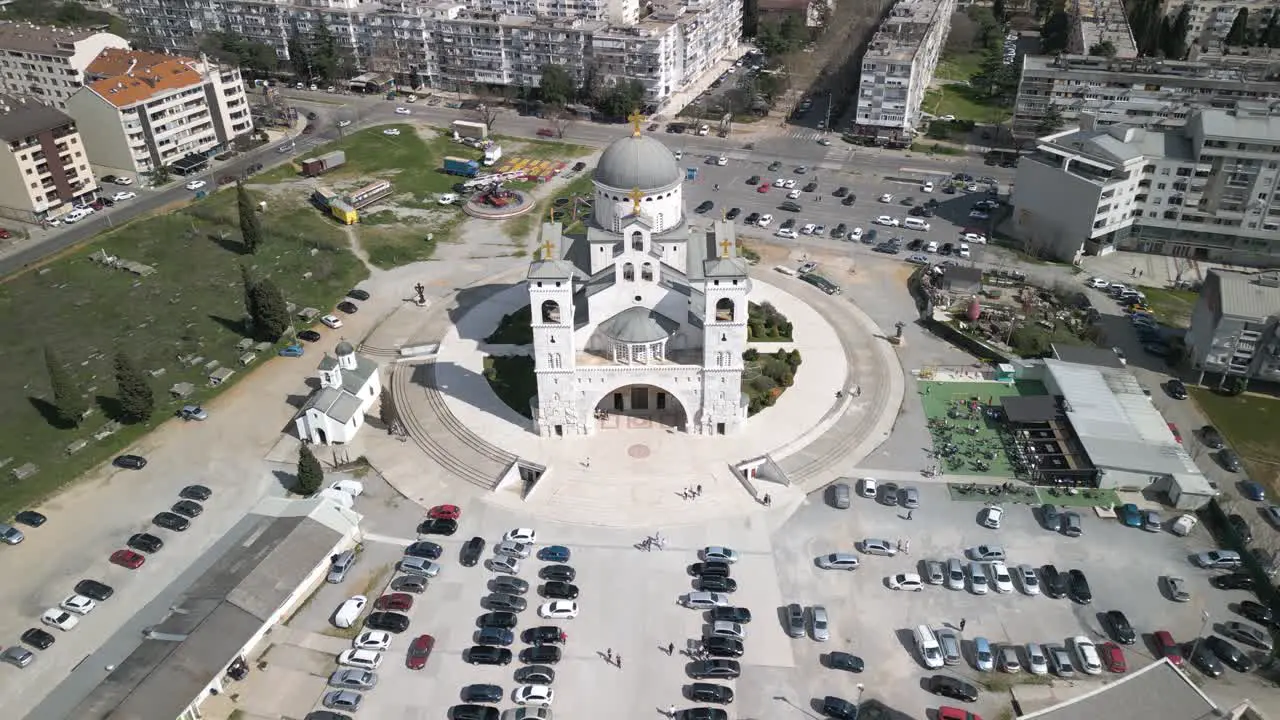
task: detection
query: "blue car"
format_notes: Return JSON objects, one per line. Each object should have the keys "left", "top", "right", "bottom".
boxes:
{"left": 537, "top": 545, "right": 571, "bottom": 563}
{"left": 475, "top": 626, "right": 514, "bottom": 646}
{"left": 278, "top": 343, "right": 304, "bottom": 357}
{"left": 1242, "top": 481, "right": 1266, "bottom": 502}
{"left": 1119, "top": 503, "right": 1143, "bottom": 528}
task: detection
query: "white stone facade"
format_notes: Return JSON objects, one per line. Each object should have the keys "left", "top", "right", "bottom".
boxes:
{"left": 855, "top": 0, "right": 957, "bottom": 132}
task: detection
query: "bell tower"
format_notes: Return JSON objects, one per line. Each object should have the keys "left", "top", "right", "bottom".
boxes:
{"left": 699, "top": 224, "right": 750, "bottom": 434}
{"left": 528, "top": 223, "right": 582, "bottom": 436}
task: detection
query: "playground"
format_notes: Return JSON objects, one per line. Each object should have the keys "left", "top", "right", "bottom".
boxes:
{"left": 917, "top": 378, "right": 1047, "bottom": 478}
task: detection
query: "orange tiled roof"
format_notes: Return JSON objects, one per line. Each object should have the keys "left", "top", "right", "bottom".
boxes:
{"left": 88, "top": 59, "right": 203, "bottom": 109}
{"left": 86, "top": 48, "right": 176, "bottom": 78}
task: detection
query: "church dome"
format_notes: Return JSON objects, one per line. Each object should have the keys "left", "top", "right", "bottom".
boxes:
{"left": 597, "top": 307, "right": 680, "bottom": 343}
{"left": 335, "top": 341, "right": 355, "bottom": 356}
{"left": 593, "top": 135, "right": 681, "bottom": 190}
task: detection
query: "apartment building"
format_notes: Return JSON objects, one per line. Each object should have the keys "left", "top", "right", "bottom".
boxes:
{"left": 1010, "top": 104, "right": 1280, "bottom": 266}
{"left": 0, "top": 22, "right": 130, "bottom": 109}
{"left": 1067, "top": 0, "right": 1137, "bottom": 57}
{"left": 0, "top": 94, "right": 99, "bottom": 224}
{"left": 1179, "top": 0, "right": 1278, "bottom": 48}
{"left": 1012, "top": 53, "right": 1280, "bottom": 136}
{"left": 64, "top": 50, "right": 252, "bottom": 177}
{"left": 1185, "top": 268, "right": 1280, "bottom": 386}
{"left": 854, "top": 0, "right": 957, "bottom": 133}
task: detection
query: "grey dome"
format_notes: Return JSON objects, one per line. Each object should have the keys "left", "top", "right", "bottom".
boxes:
{"left": 593, "top": 135, "right": 681, "bottom": 190}
{"left": 335, "top": 340, "right": 355, "bottom": 356}
{"left": 597, "top": 307, "right": 680, "bottom": 343}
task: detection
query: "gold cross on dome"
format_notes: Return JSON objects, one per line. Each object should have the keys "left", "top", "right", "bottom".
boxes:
{"left": 627, "top": 187, "right": 644, "bottom": 215}
{"left": 547, "top": 204, "right": 555, "bottom": 222}
{"left": 628, "top": 109, "right": 644, "bottom": 137}
{"left": 541, "top": 237, "right": 555, "bottom": 259}
{"left": 720, "top": 237, "right": 732, "bottom": 258}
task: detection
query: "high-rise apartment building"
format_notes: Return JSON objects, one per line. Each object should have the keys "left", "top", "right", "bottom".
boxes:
{"left": 0, "top": 94, "right": 99, "bottom": 223}
{"left": 0, "top": 22, "right": 130, "bottom": 108}
{"left": 1185, "top": 268, "right": 1280, "bottom": 386}
{"left": 854, "top": 0, "right": 957, "bottom": 133}
{"left": 1180, "top": 0, "right": 1277, "bottom": 48}
{"left": 1066, "top": 0, "right": 1137, "bottom": 57}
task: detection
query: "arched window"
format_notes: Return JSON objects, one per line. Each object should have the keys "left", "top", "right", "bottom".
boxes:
{"left": 623, "top": 262, "right": 635, "bottom": 281}
{"left": 715, "top": 297, "right": 735, "bottom": 322}
{"left": 631, "top": 231, "right": 643, "bottom": 250}
{"left": 541, "top": 300, "right": 561, "bottom": 323}
{"left": 641, "top": 262, "right": 654, "bottom": 281}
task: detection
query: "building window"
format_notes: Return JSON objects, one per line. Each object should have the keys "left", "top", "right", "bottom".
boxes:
{"left": 631, "top": 230, "right": 643, "bottom": 250}
{"left": 641, "top": 263, "right": 653, "bottom": 281}
{"left": 541, "top": 300, "right": 561, "bottom": 323}
{"left": 623, "top": 263, "right": 635, "bottom": 281}
{"left": 715, "top": 298, "right": 734, "bottom": 322}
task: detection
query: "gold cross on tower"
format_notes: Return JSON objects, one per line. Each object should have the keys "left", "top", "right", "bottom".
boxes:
{"left": 628, "top": 109, "right": 644, "bottom": 137}
{"left": 627, "top": 187, "right": 644, "bottom": 215}
{"left": 720, "top": 237, "right": 733, "bottom": 258}
{"left": 540, "top": 237, "right": 556, "bottom": 260}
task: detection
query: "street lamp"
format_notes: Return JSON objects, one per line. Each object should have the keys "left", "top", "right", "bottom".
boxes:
{"left": 1188, "top": 610, "right": 1211, "bottom": 663}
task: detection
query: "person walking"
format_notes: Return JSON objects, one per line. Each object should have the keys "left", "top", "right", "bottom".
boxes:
{"left": 906, "top": 509, "right": 913, "bottom": 521}
{"left": 616, "top": 653, "right": 622, "bottom": 668}
{"left": 606, "top": 648, "right": 613, "bottom": 663}
{"left": 668, "top": 642, "right": 675, "bottom": 656}
{"left": 696, "top": 484, "right": 703, "bottom": 497}
{"left": 669, "top": 705, "right": 676, "bottom": 718}
{"left": 959, "top": 618, "right": 967, "bottom": 631}
{"left": 584, "top": 457, "right": 591, "bottom": 468}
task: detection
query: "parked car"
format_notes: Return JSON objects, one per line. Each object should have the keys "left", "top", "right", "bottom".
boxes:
{"left": 365, "top": 612, "right": 410, "bottom": 633}
{"left": 1105, "top": 611, "right": 1136, "bottom": 644}
{"left": 927, "top": 675, "right": 978, "bottom": 702}
{"left": 688, "top": 659, "right": 741, "bottom": 679}
{"left": 1040, "top": 564, "right": 1068, "bottom": 598}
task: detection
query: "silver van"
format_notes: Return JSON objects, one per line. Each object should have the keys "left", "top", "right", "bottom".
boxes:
{"left": 327, "top": 549, "right": 357, "bottom": 584}
{"left": 937, "top": 628, "right": 962, "bottom": 665}
{"left": 903, "top": 217, "right": 931, "bottom": 231}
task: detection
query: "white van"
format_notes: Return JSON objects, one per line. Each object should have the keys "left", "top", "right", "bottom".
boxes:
{"left": 904, "top": 217, "right": 931, "bottom": 231}
{"left": 914, "top": 625, "right": 944, "bottom": 668}
{"left": 330, "top": 479, "right": 364, "bottom": 497}
{"left": 333, "top": 595, "right": 367, "bottom": 628}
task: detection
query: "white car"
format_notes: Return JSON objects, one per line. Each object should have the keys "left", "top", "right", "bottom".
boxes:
{"left": 438, "top": 193, "right": 458, "bottom": 205}
{"left": 681, "top": 592, "right": 730, "bottom": 609}
{"left": 801, "top": 223, "right": 816, "bottom": 234}
{"left": 774, "top": 177, "right": 788, "bottom": 188}
{"left": 338, "top": 649, "right": 383, "bottom": 670}
{"left": 702, "top": 546, "right": 739, "bottom": 563}
{"left": 1087, "top": 277, "right": 1110, "bottom": 288}
{"left": 716, "top": 156, "right": 728, "bottom": 166}
{"left": 879, "top": 193, "right": 893, "bottom": 203}
{"left": 939, "top": 114, "right": 956, "bottom": 121}
{"left": 787, "top": 189, "right": 801, "bottom": 199}
{"left": 62, "top": 209, "right": 89, "bottom": 224}
{"left": 538, "top": 601, "right": 579, "bottom": 619}
{"left": 756, "top": 214, "right": 773, "bottom": 228}
{"left": 185, "top": 180, "right": 206, "bottom": 191}
{"left": 874, "top": 216, "right": 899, "bottom": 227}
{"left": 111, "top": 191, "right": 137, "bottom": 202}
{"left": 320, "top": 314, "right": 343, "bottom": 329}
{"left": 395, "top": 107, "right": 411, "bottom": 115}
{"left": 958, "top": 243, "right": 971, "bottom": 258}
{"left": 888, "top": 572, "right": 923, "bottom": 591}
{"left": 921, "top": 181, "right": 934, "bottom": 193}
{"left": 514, "top": 684, "right": 555, "bottom": 707}
{"left": 849, "top": 227, "right": 863, "bottom": 240}
{"left": 505, "top": 528, "right": 537, "bottom": 544}
{"left": 989, "top": 561, "right": 1014, "bottom": 593}
{"left": 968, "top": 562, "right": 989, "bottom": 594}
{"left": 383, "top": 128, "right": 401, "bottom": 136}
{"left": 1026, "top": 643, "right": 1049, "bottom": 674}
{"left": 113, "top": 175, "right": 134, "bottom": 185}
{"left": 42, "top": 609, "right": 79, "bottom": 631}
{"left": 338, "top": 120, "right": 352, "bottom": 128}
{"left": 783, "top": 179, "right": 797, "bottom": 189}
{"left": 980, "top": 505, "right": 1003, "bottom": 529}
{"left": 775, "top": 228, "right": 798, "bottom": 239}
{"left": 858, "top": 477, "right": 877, "bottom": 497}
{"left": 961, "top": 232, "right": 987, "bottom": 244}
{"left": 1018, "top": 564, "right": 1041, "bottom": 595}
{"left": 353, "top": 630, "right": 391, "bottom": 651}
{"left": 1071, "top": 636, "right": 1103, "bottom": 675}
{"left": 969, "top": 210, "right": 990, "bottom": 219}
{"left": 334, "top": 596, "right": 368, "bottom": 628}
{"left": 61, "top": 595, "right": 97, "bottom": 615}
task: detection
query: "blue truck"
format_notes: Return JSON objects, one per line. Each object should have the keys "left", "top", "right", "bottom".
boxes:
{"left": 443, "top": 156, "right": 479, "bottom": 177}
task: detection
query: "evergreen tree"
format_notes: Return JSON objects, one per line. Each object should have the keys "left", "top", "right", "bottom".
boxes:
{"left": 379, "top": 387, "right": 398, "bottom": 430}
{"left": 1264, "top": 13, "right": 1280, "bottom": 48}
{"left": 311, "top": 15, "right": 340, "bottom": 82}
{"left": 249, "top": 277, "right": 290, "bottom": 342}
{"left": 240, "top": 263, "right": 257, "bottom": 330}
{"left": 237, "top": 182, "right": 262, "bottom": 254}
{"left": 538, "top": 64, "right": 574, "bottom": 106}
{"left": 287, "top": 28, "right": 311, "bottom": 79}
{"left": 1226, "top": 8, "right": 1249, "bottom": 45}
{"left": 114, "top": 351, "right": 154, "bottom": 423}
{"left": 296, "top": 444, "right": 324, "bottom": 495}
{"left": 44, "top": 345, "right": 86, "bottom": 427}
{"left": 1036, "top": 104, "right": 1066, "bottom": 135}
{"left": 992, "top": 0, "right": 1006, "bottom": 21}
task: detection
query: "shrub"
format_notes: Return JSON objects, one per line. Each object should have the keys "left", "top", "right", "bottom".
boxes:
{"left": 743, "top": 348, "right": 759, "bottom": 361}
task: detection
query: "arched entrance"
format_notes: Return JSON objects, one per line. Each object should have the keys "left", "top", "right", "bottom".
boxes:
{"left": 594, "top": 383, "right": 689, "bottom": 432}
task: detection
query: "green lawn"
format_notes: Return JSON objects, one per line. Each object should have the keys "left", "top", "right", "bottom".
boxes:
{"left": 922, "top": 87, "right": 1012, "bottom": 124}
{"left": 494, "top": 135, "right": 592, "bottom": 162}
{"left": 484, "top": 355, "right": 536, "bottom": 418}
{"left": 1138, "top": 285, "right": 1199, "bottom": 328}
{"left": 0, "top": 189, "right": 365, "bottom": 520}
{"left": 1189, "top": 387, "right": 1280, "bottom": 489}
{"left": 918, "top": 380, "right": 1048, "bottom": 477}
{"left": 506, "top": 173, "right": 596, "bottom": 245}
{"left": 935, "top": 52, "right": 985, "bottom": 83}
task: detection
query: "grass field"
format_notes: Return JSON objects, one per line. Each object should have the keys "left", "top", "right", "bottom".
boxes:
{"left": 484, "top": 355, "right": 536, "bottom": 418}
{"left": 922, "top": 86, "right": 1012, "bottom": 124}
{"left": 1138, "top": 285, "right": 1198, "bottom": 328}
{"left": 917, "top": 379, "right": 1047, "bottom": 477}
{"left": 1189, "top": 387, "right": 1280, "bottom": 489}
{"left": 0, "top": 188, "right": 365, "bottom": 520}
{"left": 505, "top": 173, "right": 596, "bottom": 244}
{"left": 935, "top": 52, "right": 985, "bottom": 82}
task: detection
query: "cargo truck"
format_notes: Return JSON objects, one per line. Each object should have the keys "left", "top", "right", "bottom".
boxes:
{"left": 451, "top": 120, "right": 489, "bottom": 140}
{"left": 483, "top": 144, "right": 503, "bottom": 166}
{"left": 443, "top": 156, "right": 480, "bottom": 177}
{"left": 300, "top": 150, "right": 346, "bottom": 177}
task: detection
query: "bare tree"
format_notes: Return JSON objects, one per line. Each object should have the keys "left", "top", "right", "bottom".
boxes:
{"left": 552, "top": 111, "right": 572, "bottom": 138}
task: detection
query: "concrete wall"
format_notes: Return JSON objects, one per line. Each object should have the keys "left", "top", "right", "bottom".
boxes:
{"left": 1011, "top": 158, "right": 1105, "bottom": 261}
{"left": 65, "top": 91, "right": 136, "bottom": 174}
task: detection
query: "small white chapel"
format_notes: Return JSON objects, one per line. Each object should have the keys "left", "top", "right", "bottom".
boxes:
{"left": 295, "top": 341, "right": 382, "bottom": 445}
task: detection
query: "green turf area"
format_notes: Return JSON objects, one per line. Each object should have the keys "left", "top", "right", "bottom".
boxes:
{"left": 0, "top": 189, "right": 365, "bottom": 520}
{"left": 484, "top": 355, "right": 536, "bottom": 419}
{"left": 485, "top": 305, "right": 533, "bottom": 345}
{"left": 508, "top": 173, "right": 596, "bottom": 244}
{"left": 495, "top": 136, "right": 592, "bottom": 162}
{"left": 922, "top": 87, "right": 1011, "bottom": 124}
{"left": 1137, "top": 286, "right": 1199, "bottom": 329}
{"left": 1189, "top": 387, "right": 1280, "bottom": 489}
{"left": 935, "top": 52, "right": 985, "bottom": 82}
{"left": 917, "top": 379, "right": 1047, "bottom": 477}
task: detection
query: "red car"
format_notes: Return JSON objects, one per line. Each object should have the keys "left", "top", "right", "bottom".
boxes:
{"left": 1167, "top": 423, "right": 1182, "bottom": 444}
{"left": 756, "top": 183, "right": 770, "bottom": 193}
{"left": 0, "top": 228, "right": 11, "bottom": 239}
{"left": 407, "top": 633, "right": 434, "bottom": 669}
{"left": 536, "top": 128, "right": 555, "bottom": 137}
{"left": 1099, "top": 642, "right": 1126, "bottom": 672}
{"left": 428, "top": 504, "right": 461, "bottom": 521}
{"left": 110, "top": 549, "right": 146, "bottom": 569}
{"left": 1154, "top": 630, "right": 1183, "bottom": 666}
{"left": 938, "top": 706, "right": 982, "bottom": 720}
{"left": 376, "top": 593, "right": 414, "bottom": 611}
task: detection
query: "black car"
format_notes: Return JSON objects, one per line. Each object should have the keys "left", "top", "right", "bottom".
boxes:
{"left": 780, "top": 201, "right": 801, "bottom": 212}
{"left": 179, "top": 485, "right": 212, "bottom": 501}
{"left": 1165, "top": 379, "right": 1188, "bottom": 399}
{"left": 907, "top": 238, "right": 923, "bottom": 251}
{"left": 1210, "top": 572, "right": 1255, "bottom": 591}
{"left": 1218, "top": 449, "right": 1243, "bottom": 472}
{"left": 941, "top": 242, "right": 954, "bottom": 254}
{"left": 477, "top": 611, "right": 518, "bottom": 629}
{"left": 1105, "top": 610, "right": 1136, "bottom": 644}
{"left": 298, "top": 330, "right": 323, "bottom": 343}
{"left": 690, "top": 561, "right": 731, "bottom": 578}
{"left": 153, "top": 512, "right": 190, "bottom": 532}
{"left": 680, "top": 709, "right": 728, "bottom": 720}
{"left": 1067, "top": 569, "right": 1092, "bottom": 604}
{"left": 520, "top": 645, "right": 562, "bottom": 664}
{"left": 827, "top": 651, "right": 864, "bottom": 672}
{"left": 171, "top": 500, "right": 203, "bottom": 518}
{"left": 337, "top": 301, "right": 359, "bottom": 314}
{"left": 405, "top": 540, "right": 443, "bottom": 559}
{"left": 523, "top": 626, "right": 567, "bottom": 645}
{"left": 688, "top": 659, "right": 741, "bottom": 679}
{"left": 466, "top": 646, "right": 512, "bottom": 666}
{"left": 744, "top": 212, "right": 761, "bottom": 225}
{"left": 75, "top": 579, "right": 115, "bottom": 601}
{"left": 695, "top": 201, "right": 714, "bottom": 214}
{"left": 572, "top": 161, "right": 588, "bottom": 172}
{"left": 492, "top": 576, "right": 529, "bottom": 595}
{"left": 347, "top": 289, "right": 370, "bottom": 301}
{"left": 1200, "top": 425, "right": 1225, "bottom": 449}
{"left": 366, "top": 612, "right": 411, "bottom": 633}
{"left": 14, "top": 510, "right": 46, "bottom": 527}
{"left": 802, "top": 182, "right": 818, "bottom": 193}
{"left": 461, "top": 536, "right": 486, "bottom": 567}
{"left": 841, "top": 195, "right": 856, "bottom": 206}
{"left": 709, "top": 606, "right": 752, "bottom": 624}
{"left": 542, "top": 581, "right": 579, "bottom": 600}
{"left": 832, "top": 223, "right": 847, "bottom": 238}
{"left": 1041, "top": 564, "right": 1068, "bottom": 598}
{"left": 418, "top": 518, "right": 458, "bottom": 536}
{"left": 768, "top": 161, "right": 782, "bottom": 171}
{"left": 726, "top": 207, "right": 740, "bottom": 219}
{"left": 1227, "top": 514, "right": 1253, "bottom": 544}
{"left": 833, "top": 186, "right": 849, "bottom": 197}
{"left": 21, "top": 628, "right": 55, "bottom": 650}
{"left": 540, "top": 564, "right": 576, "bottom": 582}
{"left": 704, "top": 637, "right": 744, "bottom": 658}
{"left": 928, "top": 675, "right": 978, "bottom": 702}
{"left": 1189, "top": 640, "right": 1224, "bottom": 677}
{"left": 747, "top": 175, "right": 761, "bottom": 185}
{"left": 1238, "top": 601, "right": 1278, "bottom": 629}
{"left": 128, "top": 532, "right": 164, "bottom": 553}
{"left": 475, "top": 627, "right": 514, "bottom": 646}
{"left": 484, "top": 593, "right": 527, "bottom": 612}
{"left": 1204, "top": 636, "right": 1254, "bottom": 672}
{"left": 1040, "top": 503, "right": 1062, "bottom": 531}
{"left": 451, "top": 704, "right": 499, "bottom": 720}
{"left": 688, "top": 682, "right": 734, "bottom": 704}
{"left": 822, "top": 696, "right": 859, "bottom": 720}
{"left": 780, "top": 218, "right": 796, "bottom": 230}
{"left": 699, "top": 576, "right": 738, "bottom": 593}
{"left": 515, "top": 665, "right": 555, "bottom": 684}
{"left": 460, "top": 684, "right": 503, "bottom": 703}
{"left": 114, "top": 454, "right": 147, "bottom": 469}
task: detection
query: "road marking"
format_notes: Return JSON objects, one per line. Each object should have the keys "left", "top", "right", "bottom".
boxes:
{"left": 362, "top": 532, "right": 417, "bottom": 545}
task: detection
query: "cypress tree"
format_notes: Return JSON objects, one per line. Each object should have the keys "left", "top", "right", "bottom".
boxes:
{"left": 237, "top": 182, "right": 262, "bottom": 254}
{"left": 114, "top": 351, "right": 154, "bottom": 423}
{"left": 297, "top": 444, "right": 324, "bottom": 494}
{"left": 44, "top": 345, "right": 86, "bottom": 427}
{"left": 249, "top": 277, "right": 290, "bottom": 342}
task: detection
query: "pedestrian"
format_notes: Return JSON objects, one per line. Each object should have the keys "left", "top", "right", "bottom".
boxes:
{"left": 959, "top": 618, "right": 967, "bottom": 631}
{"left": 855, "top": 384, "right": 862, "bottom": 397}
{"left": 607, "top": 648, "right": 613, "bottom": 662}
{"left": 905, "top": 539, "right": 911, "bottom": 554}
{"left": 668, "top": 642, "right": 675, "bottom": 656}
{"left": 616, "top": 653, "right": 622, "bottom": 668}
{"left": 906, "top": 509, "right": 913, "bottom": 520}
{"left": 669, "top": 705, "right": 676, "bottom": 718}
{"left": 584, "top": 457, "right": 591, "bottom": 468}
{"left": 696, "top": 484, "right": 703, "bottom": 496}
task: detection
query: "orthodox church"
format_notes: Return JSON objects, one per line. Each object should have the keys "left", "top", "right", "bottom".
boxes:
{"left": 526, "top": 116, "right": 752, "bottom": 436}
{"left": 295, "top": 341, "right": 382, "bottom": 445}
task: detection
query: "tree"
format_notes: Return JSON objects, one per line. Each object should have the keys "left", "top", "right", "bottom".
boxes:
{"left": 742, "top": 0, "right": 759, "bottom": 37}
{"left": 310, "top": 15, "right": 340, "bottom": 82}
{"left": 114, "top": 351, "right": 153, "bottom": 423}
{"left": 538, "top": 64, "right": 574, "bottom": 106}
{"left": 1264, "top": 12, "right": 1280, "bottom": 47}
{"left": 1035, "top": 104, "right": 1066, "bottom": 136}
{"left": 287, "top": 28, "right": 311, "bottom": 79}
{"left": 44, "top": 345, "right": 86, "bottom": 427}
{"left": 1032, "top": 0, "right": 1055, "bottom": 21}
{"left": 378, "top": 387, "right": 398, "bottom": 430}
{"left": 945, "top": 12, "right": 982, "bottom": 53}
{"left": 1041, "top": 11, "right": 1072, "bottom": 53}
{"left": 296, "top": 444, "right": 324, "bottom": 495}
{"left": 992, "top": 0, "right": 1006, "bottom": 22}
{"left": 236, "top": 182, "right": 262, "bottom": 254}
{"left": 146, "top": 164, "right": 171, "bottom": 187}
{"left": 552, "top": 111, "right": 572, "bottom": 139}
{"left": 1227, "top": 8, "right": 1249, "bottom": 45}
{"left": 1088, "top": 40, "right": 1118, "bottom": 56}
{"left": 249, "top": 277, "right": 290, "bottom": 342}
{"left": 1161, "top": 6, "right": 1190, "bottom": 58}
